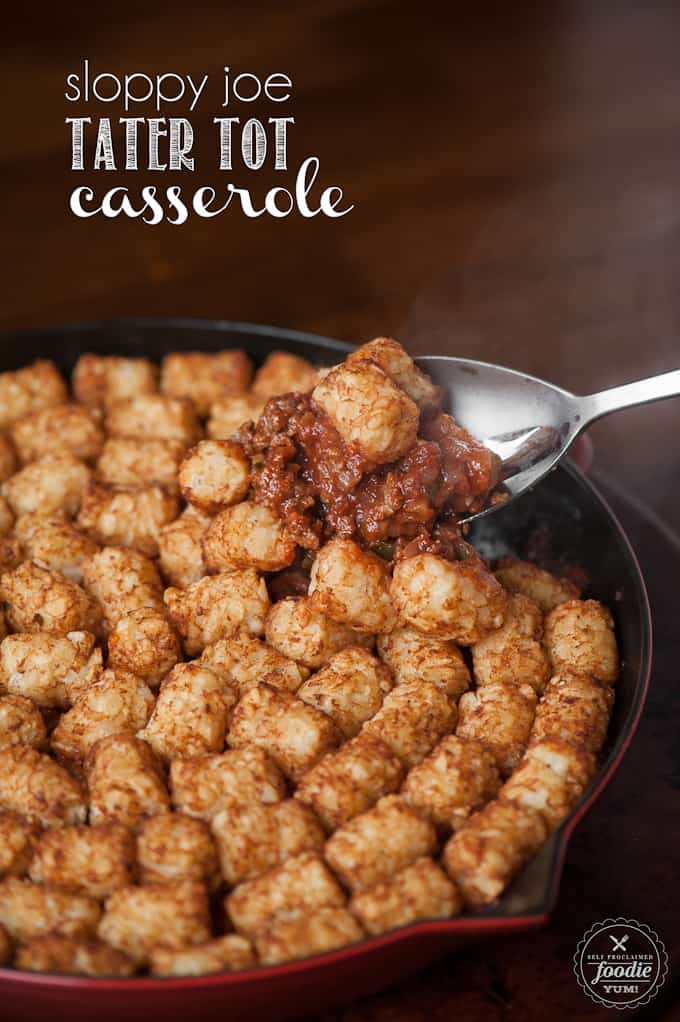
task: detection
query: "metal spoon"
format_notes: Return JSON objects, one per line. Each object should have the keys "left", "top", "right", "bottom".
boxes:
{"left": 416, "top": 356, "right": 680, "bottom": 523}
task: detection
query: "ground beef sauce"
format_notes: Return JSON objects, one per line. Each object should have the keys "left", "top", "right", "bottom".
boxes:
{"left": 239, "top": 391, "right": 502, "bottom": 567}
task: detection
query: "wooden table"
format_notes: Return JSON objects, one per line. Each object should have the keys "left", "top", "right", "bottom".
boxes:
{"left": 0, "top": 3, "right": 678, "bottom": 1019}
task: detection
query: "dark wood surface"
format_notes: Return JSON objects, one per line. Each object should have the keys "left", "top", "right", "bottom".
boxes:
{"left": 1, "top": 3, "right": 678, "bottom": 1019}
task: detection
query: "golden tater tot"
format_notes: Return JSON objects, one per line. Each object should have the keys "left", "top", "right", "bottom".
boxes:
{"left": 265, "top": 596, "right": 373, "bottom": 670}
{"left": 97, "top": 437, "right": 185, "bottom": 494}
{"left": 158, "top": 507, "right": 211, "bottom": 589}
{"left": 207, "top": 394, "right": 266, "bottom": 439}
{"left": 77, "top": 482, "right": 179, "bottom": 558}
{"left": 164, "top": 568, "right": 270, "bottom": 655}
{"left": 500, "top": 738, "right": 595, "bottom": 830}
{"left": 227, "top": 682, "right": 340, "bottom": 781}
{"left": 312, "top": 362, "right": 419, "bottom": 464}
{"left": 443, "top": 799, "right": 547, "bottom": 907}
{"left": 82, "top": 546, "right": 163, "bottom": 634}
{"left": 169, "top": 747, "right": 286, "bottom": 822}
{"left": 377, "top": 626, "right": 470, "bottom": 701}
{"left": 226, "top": 852, "right": 346, "bottom": 939}
{"left": 530, "top": 670, "right": 614, "bottom": 755}
{"left": 456, "top": 681, "right": 537, "bottom": 777}
{"left": 401, "top": 735, "right": 501, "bottom": 829}
{"left": 179, "top": 439, "right": 250, "bottom": 514}
{"left": 309, "top": 538, "right": 395, "bottom": 633}
{"left": 347, "top": 337, "right": 441, "bottom": 411}
{"left": 137, "top": 813, "right": 220, "bottom": 890}
{"left": 0, "top": 745, "right": 86, "bottom": 828}
{"left": 544, "top": 599, "right": 619, "bottom": 685}
{"left": 254, "top": 907, "right": 363, "bottom": 965}
{"left": 252, "top": 351, "right": 318, "bottom": 399}
{"left": 29, "top": 824, "right": 135, "bottom": 898}
{"left": 198, "top": 632, "right": 305, "bottom": 697}
{"left": 350, "top": 857, "right": 461, "bottom": 936}
{"left": 297, "top": 647, "right": 393, "bottom": 739}
{"left": 10, "top": 404, "right": 104, "bottom": 465}
{"left": 107, "top": 607, "right": 182, "bottom": 688}
{"left": 0, "top": 360, "right": 67, "bottom": 430}
{"left": 86, "top": 735, "right": 170, "bottom": 830}
{"left": 2, "top": 452, "right": 91, "bottom": 517}
{"left": 139, "top": 663, "right": 235, "bottom": 763}
{"left": 15, "top": 513, "right": 99, "bottom": 584}
{"left": 494, "top": 557, "right": 580, "bottom": 611}
{"left": 362, "top": 679, "right": 456, "bottom": 768}
{"left": 15, "top": 934, "right": 135, "bottom": 977}
{"left": 160, "top": 350, "right": 252, "bottom": 415}
{"left": 51, "top": 669, "right": 155, "bottom": 765}
{"left": 325, "top": 795, "right": 437, "bottom": 892}
{"left": 472, "top": 592, "right": 550, "bottom": 693}
{"left": 0, "top": 435, "right": 18, "bottom": 484}
{"left": 0, "top": 630, "right": 103, "bottom": 709}
{"left": 295, "top": 733, "right": 404, "bottom": 832}
{"left": 98, "top": 881, "right": 211, "bottom": 965}
{"left": 73, "top": 354, "right": 158, "bottom": 409}
{"left": 391, "top": 553, "right": 507, "bottom": 644}
{"left": 0, "top": 813, "right": 37, "bottom": 878}
{"left": 203, "top": 501, "right": 295, "bottom": 573}
{"left": 149, "top": 934, "right": 256, "bottom": 976}
{"left": 211, "top": 798, "right": 325, "bottom": 886}
{"left": 0, "top": 877, "right": 100, "bottom": 943}
{"left": 105, "top": 395, "right": 201, "bottom": 446}
{"left": 0, "top": 694, "right": 47, "bottom": 751}
{"left": 0, "top": 561, "right": 101, "bottom": 636}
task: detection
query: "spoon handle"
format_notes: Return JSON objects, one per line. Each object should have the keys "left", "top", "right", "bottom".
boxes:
{"left": 576, "top": 368, "right": 680, "bottom": 427}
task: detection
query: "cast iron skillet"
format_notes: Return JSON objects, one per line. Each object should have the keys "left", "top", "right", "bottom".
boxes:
{"left": 0, "top": 319, "right": 652, "bottom": 1022}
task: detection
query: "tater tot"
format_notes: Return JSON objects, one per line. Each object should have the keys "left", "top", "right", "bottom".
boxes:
{"left": 107, "top": 607, "right": 182, "bottom": 688}
{"left": 207, "top": 394, "right": 266, "bottom": 439}
{"left": 97, "top": 437, "right": 185, "bottom": 494}
{"left": 0, "top": 877, "right": 100, "bottom": 943}
{"left": 0, "top": 435, "right": 18, "bottom": 483}
{"left": 2, "top": 452, "right": 91, "bottom": 517}
{"left": 295, "top": 733, "right": 404, "bottom": 832}
{"left": 149, "top": 934, "right": 256, "bottom": 976}
{"left": 198, "top": 632, "right": 305, "bottom": 697}
{"left": 377, "top": 626, "right": 470, "bottom": 701}
{"left": 137, "top": 813, "right": 220, "bottom": 889}
{"left": 309, "top": 538, "right": 395, "bottom": 633}
{"left": 472, "top": 592, "right": 550, "bottom": 693}
{"left": 0, "top": 694, "right": 47, "bottom": 751}
{"left": 252, "top": 351, "right": 318, "bottom": 399}
{"left": 0, "top": 813, "right": 36, "bottom": 878}
{"left": 265, "top": 596, "right": 373, "bottom": 670}
{"left": 362, "top": 679, "right": 456, "bottom": 768}
{"left": 139, "top": 663, "right": 235, "bottom": 763}
{"left": 494, "top": 557, "right": 580, "bottom": 611}
{"left": 312, "top": 362, "right": 419, "bottom": 464}
{"left": 297, "top": 647, "right": 393, "bottom": 739}
{"left": 401, "top": 735, "right": 501, "bottom": 829}
{"left": 51, "top": 669, "right": 155, "bottom": 765}
{"left": 211, "top": 798, "right": 325, "bottom": 886}
{"left": 164, "top": 568, "right": 270, "bottom": 655}
{"left": 10, "top": 404, "right": 104, "bottom": 465}
{"left": 0, "top": 745, "right": 86, "bottom": 828}
{"left": 544, "top": 599, "right": 619, "bottom": 685}
{"left": 325, "top": 795, "right": 437, "bottom": 892}
{"left": 0, "top": 360, "right": 67, "bottom": 430}
{"left": 226, "top": 852, "right": 346, "bottom": 939}
{"left": 0, "top": 630, "right": 102, "bottom": 708}
{"left": 29, "top": 824, "right": 135, "bottom": 898}
{"left": 347, "top": 337, "right": 441, "bottom": 411}
{"left": 227, "top": 682, "right": 340, "bottom": 781}
{"left": 456, "top": 682, "right": 537, "bottom": 777}
{"left": 158, "top": 507, "right": 211, "bottom": 589}
{"left": 15, "top": 934, "right": 135, "bottom": 977}
{"left": 350, "top": 857, "right": 461, "bottom": 936}
{"left": 203, "top": 501, "right": 295, "bottom": 574}
{"left": 15, "top": 513, "right": 99, "bottom": 584}
{"left": 82, "top": 546, "right": 163, "bottom": 634}
{"left": 0, "top": 495, "right": 14, "bottom": 536}
{"left": 443, "top": 799, "right": 547, "bottom": 907}
{"left": 179, "top": 439, "right": 250, "bottom": 514}
{"left": 391, "top": 553, "right": 507, "bottom": 645}
{"left": 500, "top": 738, "right": 595, "bottom": 830}
{"left": 530, "top": 670, "right": 614, "bottom": 755}
{"left": 161, "top": 350, "right": 252, "bottom": 415}
{"left": 254, "top": 907, "right": 363, "bottom": 965}
{"left": 105, "top": 395, "right": 201, "bottom": 446}
{"left": 98, "top": 881, "right": 211, "bottom": 965}
{"left": 169, "top": 747, "right": 285, "bottom": 822}
{"left": 86, "top": 735, "right": 170, "bottom": 829}
{"left": 77, "top": 482, "right": 179, "bottom": 558}
{"left": 73, "top": 354, "right": 158, "bottom": 409}
{"left": 0, "top": 561, "right": 101, "bottom": 636}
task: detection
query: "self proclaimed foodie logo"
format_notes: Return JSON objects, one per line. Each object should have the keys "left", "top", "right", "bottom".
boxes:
{"left": 574, "top": 918, "right": 668, "bottom": 1010}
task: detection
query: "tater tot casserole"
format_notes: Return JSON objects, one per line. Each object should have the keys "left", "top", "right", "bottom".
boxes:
{"left": 0, "top": 335, "right": 627, "bottom": 980}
